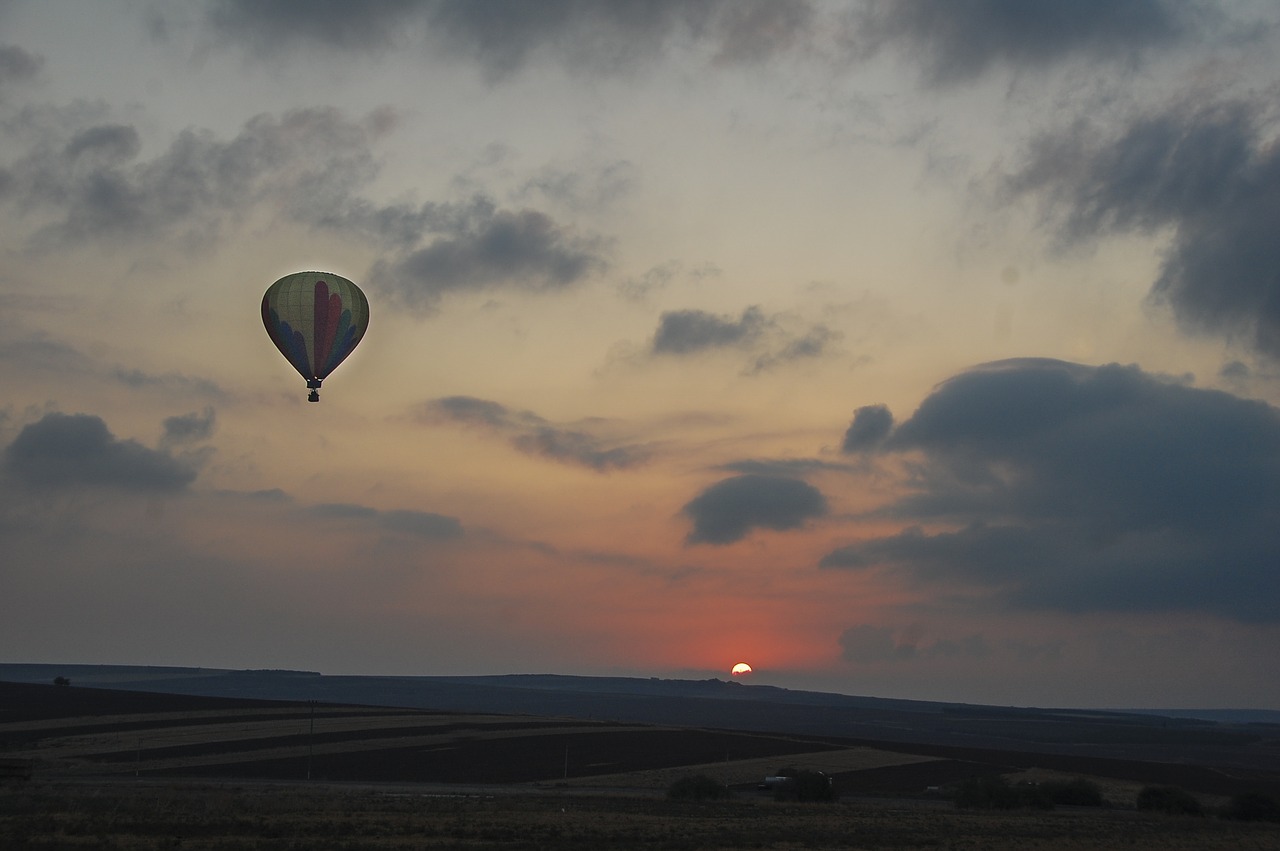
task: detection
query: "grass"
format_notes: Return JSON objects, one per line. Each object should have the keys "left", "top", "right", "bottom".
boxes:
{"left": 4, "top": 779, "right": 1280, "bottom": 850}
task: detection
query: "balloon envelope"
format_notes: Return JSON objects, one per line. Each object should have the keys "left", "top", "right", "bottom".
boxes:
{"left": 262, "top": 271, "right": 369, "bottom": 401}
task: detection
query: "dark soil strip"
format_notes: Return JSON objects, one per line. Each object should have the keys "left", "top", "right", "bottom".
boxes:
{"left": 150, "top": 728, "right": 845, "bottom": 784}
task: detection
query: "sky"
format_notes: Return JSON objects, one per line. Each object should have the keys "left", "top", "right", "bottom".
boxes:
{"left": 2, "top": 0, "right": 1280, "bottom": 710}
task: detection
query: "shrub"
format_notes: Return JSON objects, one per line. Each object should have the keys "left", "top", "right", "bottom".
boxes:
{"left": 953, "top": 776, "right": 1055, "bottom": 810}
{"left": 667, "top": 774, "right": 732, "bottom": 801}
{"left": 1222, "top": 792, "right": 1280, "bottom": 823}
{"left": 1136, "top": 785, "right": 1203, "bottom": 816}
{"left": 954, "top": 776, "right": 1023, "bottom": 810}
{"left": 772, "top": 770, "right": 836, "bottom": 803}
{"left": 1040, "top": 778, "right": 1105, "bottom": 807}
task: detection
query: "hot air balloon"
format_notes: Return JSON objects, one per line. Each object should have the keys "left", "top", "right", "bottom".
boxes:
{"left": 262, "top": 271, "right": 369, "bottom": 402}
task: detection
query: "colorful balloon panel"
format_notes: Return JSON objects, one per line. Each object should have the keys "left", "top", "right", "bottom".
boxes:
{"left": 262, "top": 272, "right": 369, "bottom": 399}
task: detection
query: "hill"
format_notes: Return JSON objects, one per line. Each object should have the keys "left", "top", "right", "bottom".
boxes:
{"left": 3, "top": 664, "right": 1277, "bottom": 773}
{"left": 2, "top": 664, "right": 1278, "bottom": 800}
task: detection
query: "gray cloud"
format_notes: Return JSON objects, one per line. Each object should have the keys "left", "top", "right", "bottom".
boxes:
{"left": 309, "top": 502, "right": 463, "bottom": 539}
{"left": 1008, "top": 98, "right": 1280, "bottom": 359}
{"left": 1, "top": 99, "right": 602, "bottom": 310}
{"left": 718, "top": 458, "right": 851, "bottom": 477}
{"left": 0, "top": 44, "right": 42, "bottom": 90}
{"left": 821, "top": 358, "right": 1280, "bottom": 621}
{"left": 841, "top": 403, "right": 893, "bottom": 452}
{"left": 652, "top": 306, "right": 769, "bottom": 355}
{"left": 111, "top": 368, "right": 226, "bottom": 400}
{"left": 2, "top": 106, "right": 384, "bottom": 251}
{"left": 160, "top": 407, "right": 216, "bottom": 448}
{"left": 0, "top": 330, "right": 95, "bottom": 375}
{"left": 651, "top": 305, "right": 836, "bottom": 372}
{"left": 839, "top": 624, "right": 996, "bottom": 664}
{"left": 203, "top": 0, "right": 814, "bottom": 79}
{"left": 749, "top": 324, "right": 838, "bottom": 373}
{"left": 683, "top": 473, "right": 827, "bottom": 545}
{"left": 370, "top": 207, "right": 607, "bottom": 312}
{"left": 3, "top": 412, "right": 197, "bottom": 491}
{"left": 854, "top": 0, "right": 1202, "bottom": 85}
{"left": 206, "top": 0, "right": 425, "bottom": 53}
{"left": 839, "top": 624, "right": 917, "bottom": 662}
{"left": 517, "top": 159, "right": 638, "bottom": 214}
{"left": 420, "top": 395, "right": 650, "bottom": 471}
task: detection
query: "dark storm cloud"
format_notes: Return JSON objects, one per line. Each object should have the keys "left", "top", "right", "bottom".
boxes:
{"left": 1, "top": 106, "right": 383, "bottom": 250}
{"left": 2, "top": 412, "right": 197, "bottom": 491}
{"left": 309, "top": 502, "right": 463, "bottom": 539}
{"left": 160, "top": 407, "right": 216, "bottom": 447}
{"left": 683, "top": 473, "right": 827, "bottom": 545}
{"left": 821, "top": 358, "right": 1280, "bottom": 621}
{"left": 370, "top": 207, "right": 607, "bottom": 312}
{"left": 854, "top": 0, "right": 1201, "bottom": 85}
{"left": 841, "top": 404, "right": 893, "bottom": 453}
{"left": 1008, "top": 99, "right": 1280, "bottom": 359}
{"left": 420, "top": 395, "right": 651, "bottom": 471}
{"left": 204, "top": 0, "right": 814, "bottom": 78}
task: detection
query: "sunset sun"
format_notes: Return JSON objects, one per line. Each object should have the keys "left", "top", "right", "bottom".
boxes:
{"left": 730, "top": 662, "right": 753, "bottom": 676}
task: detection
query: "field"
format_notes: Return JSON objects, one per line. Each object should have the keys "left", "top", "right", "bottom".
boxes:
{"left": 7, "top": 779, "right": 1280, "bottom": 850}
{"left": 3, "top": 680, "right": 1279, "bottom": 849}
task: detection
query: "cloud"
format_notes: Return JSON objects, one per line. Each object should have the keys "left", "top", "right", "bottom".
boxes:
{"left": 839, "top": 624, "right": 917, "bottom": 662}
{"left": 0, "top": 330, "right": 95, "bottom": 375}
{"left": 854, "top": 0, "right": 1202, "bottom": 85}
{"left": 718, "top": 458, "right": 851, "bottom": 476}
{"left": 3, "top": 100, "right": 602, "bottom": 311}
{"left": 821, "top": 358, "right": 1280, "bottom": 622}
{"left": 0, "top": 44, "right": 42, "bottom": 91}
{"left": 652, "top": 306, "right": 769, "bottom": 355}
{"left": 203, "top": 0, "right": 816, "bottom": 79}
{"left": 651, "top": 305, "right": 838, "bottom": 372}
{"left": 308, "top": 502, "right": 463, "bottom": 539}
{"left": 839, "top": 623, "right": 1000, "bottom": 664}
{"left": 420, "top": 395, "right": 651, "bottom": 471}
{"left": 1008, "top": 97, "right": 1280, "bottom": 359}
{"left": 370, "top": 207, "right": 607, "bottom": 311}
{"left": 205, "top": 0, "right": 425, "bottom": 53}
{"left": 1, "top": 105, "right": 384, "bottom": 251}
{"left": 618, "top": 260, "right": 721, "bottom": 301}
{"left": 517, "top": 159, "right": 638, "bottom": 214}
{"left": 749, "top": 324, "right": 838, "bottom": 373}
{"left": 160, "top": 407, "right": 216, "bottom": 448}
{"left": 2, "top": 412, "right": 197, "bottom": 491}
{"left": 683, "top": 473, "right": 827, "bottom": 545}
{"left": 111, "top": 368, "right": 226, "bottom": 400}
{"left": 841, "top": 404, "right": 894, "bottom": 453}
